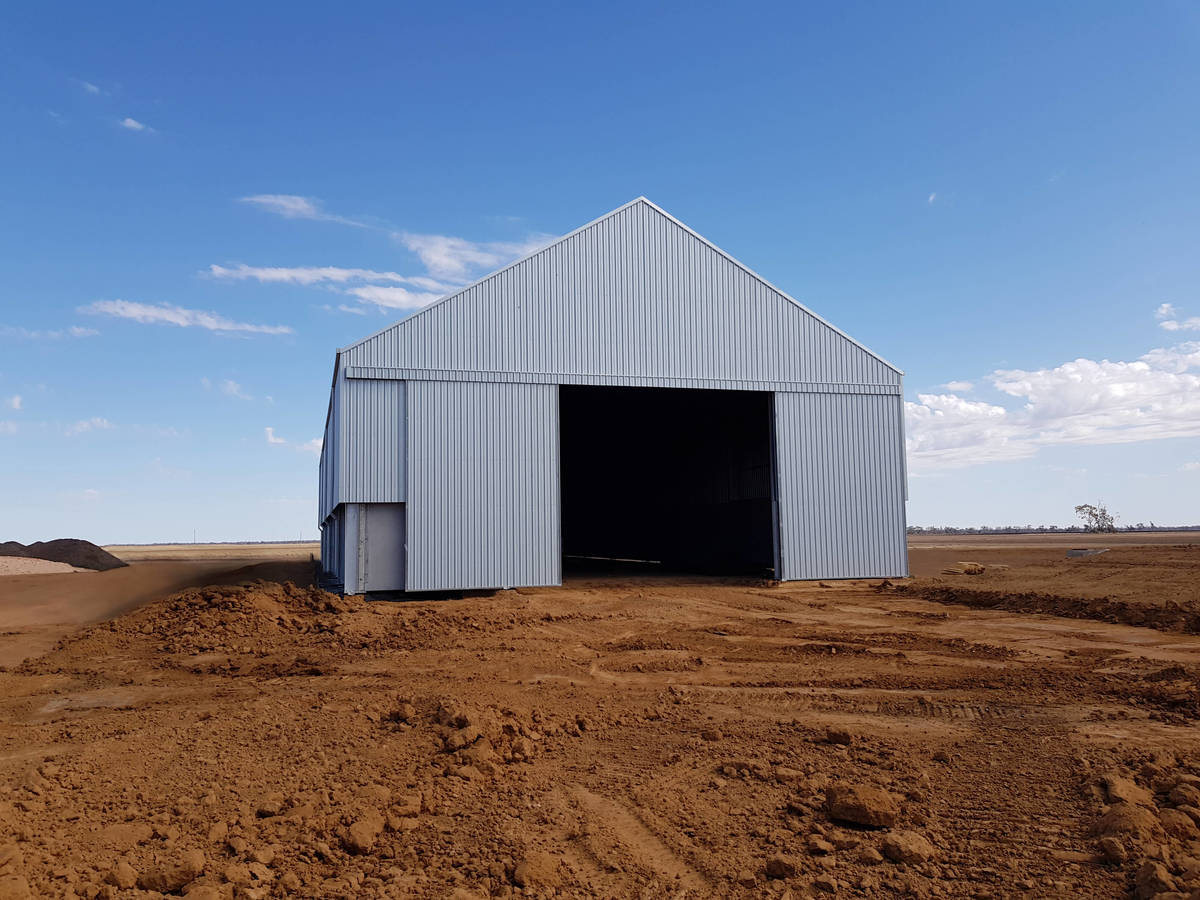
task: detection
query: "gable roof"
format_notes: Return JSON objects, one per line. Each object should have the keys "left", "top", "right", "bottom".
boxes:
{"left": 339, "top": 197, "right": 901, "bottom": 384}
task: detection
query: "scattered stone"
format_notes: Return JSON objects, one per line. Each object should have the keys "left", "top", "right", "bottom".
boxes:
{"left": 825, "top": 727, "right": 853, "bottom": 746}
{"left": 279, "top": 871, "right": 301, "bottom": 891}
{"left": 105, "top": 861, "right": 137, "bottom": 890}
{"left": 1098, "top": 836, "right": 1128, "bottom": 863}
{"left": 765, "top": 855, "right": 797, "bottom": 879}
{"left": 881, "top": 830, "right": 936, "bottom": 864}
{"left": 736, "top": 870, "right": 757, "bottom": 887}
{"left": 256, "top": 794, "right": 285, "bottom": 818}
{"left": 825, "top": 784, "right": 901, "bottom": 828}
{"left": 1170, "top": 784, "right": 1200, "bottom": 808}
{"left": 138, "top": 849, "right": 205, "bottom": 893}
{"left": 344, "top": 812, "right": 384, "bottom": 854}
{"left": 807, "top": 835, "right": 834, "bottom": 855}
{"left": 1134, "top": 860, "right": 1176, "bottom": 899}
{"left": 207, "top": 821, "right": 228, "bottom": 843}
{"left": 1102, "top": 773, "right": 1154, "bottom": 807}
{"left": 512, "top": 851, "right": 560, "bottom": 888}
{"left": 856, "top": 846, "right": 884, "bottom": 865}
{"left": 700, "top": 729, "right": 722, "bottom": 742}
{"left": 393, "top": 702, "right": 416, "bottom": 722}
{"left": 931, "top": 749, "right": 951, "bottom": 763}
{"left": 812, "top": 873, "right": 839, "bottom": 893}
{"left": 1095, "top": 803, "right": 1166, "bottom": 842}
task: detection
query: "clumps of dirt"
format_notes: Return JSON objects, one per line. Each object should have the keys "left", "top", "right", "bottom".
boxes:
{"left": 891, "top": 583, "right": 1200, "bottom": 635}
{"left": 116, "top": 581, "right": 359, "bottom": 657}
{"left": 1083, "top": 748, "right": 1200, "bottom": 897}
{"left": 0, "top": 538, "right": 127, "bottom": 571}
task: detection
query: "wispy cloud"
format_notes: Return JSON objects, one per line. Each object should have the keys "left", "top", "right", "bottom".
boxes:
{"left": 238, "top": 195, "right": 366, "bottom": 228}
{"left": 8, "top": 395, "right": 21, "bottom": 411}
{"left": 927, "top": 193, "right": 937, "bottom": 205}
{"left": 264, "top": 428, "right": 321, "bottom": 454}
{"left": 1156, "top": 303, "right": 1200, "bottom": 332}
{"left": 906, "top": 341, "right": 1200, "bottom": 470}
{"left": 1182, "top": 462, "right": 1200, "bottom": 473}
{"left": 83, "top": 300, "right": 292, "bottom": 335}
{"left": 1, "top": 325, "right": 98, "bottom": 339}
{"left": 208, "top": 263, "right": 453, "bottom": 292}
{"left": 941, "top": 380, "right": 973, "bottom": 392}
{"left": 82, "top": 81, "right": 102, "bottom": 95}
{"left": 65, "top": 417, "right": 115, "bottom": 437}
{"left": 344, "top": 285, "right": 443, "bottom": 310}
{"left": 0, "top": 421, "right": 16, "bottom": 435}
{"left": 396, "top": 232, "right": 553, "bottom": 281}
{"left": 119, "top": 117, "right": 153, "bottom": 133}
{"left": 221, "top": 379, "right": 252, "bottom": 400}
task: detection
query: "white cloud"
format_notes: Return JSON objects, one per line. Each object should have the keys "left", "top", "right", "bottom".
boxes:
{"left": 221, "top": 379, "right": 251, "bottom": 400}
{"left": 1181, "top": 461, "right": 1200, "bottom": 472}
{"left": 208, "top": 263, "right": 454, "bottom": 293}
{"left": 0, "top": 421, "right": 16, "bottom": 435}
{"left": 238, "top": 195, "right": 366, "bottom": 228}
{"left": 82, "top": 81, "right": 101, "bottom": 95}
{"left": 941, "top": 380, "right": 973, "bottom": 392}
{"left": 8, "top": 395, "right": 20, "bottom": 410}
{"left": 119, "top": 117, "right": 152, "bottom": 132}
{"left": 265, "top": 428, "right": 321, "bottom": 454}
{"left": 1155, "top": 303, "right": 1200, "bottom": 332}
{"left": 344, "top": 284, "right": 444, "bottom": 311}
{"left": 906, "top": 341, "right": 1200, "bottom": 470}
{"left": 396, "top": 232, "right": 553, "bottom": 281}
{"left": 65, "top": 417, "right": 115, "bottom": 436}
{"left": 83, "top": 300, "right": 292, "bottom": 335}
{"left": 200, "top": 377, "right": 212, "bottom": 390}
{"left": 1, "top": 324, "right": 98, "bottom": 339}
{"left": 927, "top": 193, "right": 937, "bottom": 205}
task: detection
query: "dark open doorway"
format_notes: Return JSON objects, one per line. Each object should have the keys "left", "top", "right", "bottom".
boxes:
{"left": 559, "top": 385, "right": 777, "bottom": 576}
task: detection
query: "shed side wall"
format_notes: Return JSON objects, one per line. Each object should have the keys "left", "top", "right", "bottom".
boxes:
{"left": 405, "top": 381, "right": 560, "bottom": 591}
{"left": 774, "top": 391, "right": 908, "bottom": 580}
{"left": 338, "top": 377, "right": 406, "bottom": 505}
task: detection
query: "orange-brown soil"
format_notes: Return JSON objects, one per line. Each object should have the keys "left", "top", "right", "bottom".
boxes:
{"left": 1, "top": 541, "right": 1199, "bottom": 898}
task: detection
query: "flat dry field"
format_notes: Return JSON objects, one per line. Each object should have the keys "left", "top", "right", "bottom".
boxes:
{"left": 1, "top": 537, "right": 1198, "bottom": 898}
{"left": 103, "top": 542, "right": 320, "bottom": 562}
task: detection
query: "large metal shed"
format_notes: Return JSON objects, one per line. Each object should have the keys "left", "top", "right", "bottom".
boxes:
{"left": 318, "top": 198, "right": 908, "bottom": 593}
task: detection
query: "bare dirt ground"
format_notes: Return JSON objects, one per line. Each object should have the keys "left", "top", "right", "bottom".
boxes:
{"left": 2, "top": 539, "right": 1200, "bottom": 899}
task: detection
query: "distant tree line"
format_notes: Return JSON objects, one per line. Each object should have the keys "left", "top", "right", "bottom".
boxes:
{"left": 908, "top": 524, "right": 1200, "bottom": 535}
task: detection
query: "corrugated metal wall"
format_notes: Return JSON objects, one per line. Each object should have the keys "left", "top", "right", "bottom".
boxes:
{"left": 338, "top": 376, "right": 406, "bottom": 505}
{"left": 342, "top": 200, "right": 900, "bottom": 387}
{"left": 405, "top": 381, "right": 560, "bottom": 591}
{"left": 774, "top": 391, "right": 908, "bottom": 579}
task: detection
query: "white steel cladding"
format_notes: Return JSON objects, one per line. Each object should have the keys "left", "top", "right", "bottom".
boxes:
{"left": 340, "top": 199, "right": 900, "bottom": 387}
{"left": 317, "top": 197, "right": 908, "bottom": 590}
{"left": 774, "top": 391, "right": 909, "bottom": 580}
{"left": 405, "top": 381, "right": 560, "bottom": 591}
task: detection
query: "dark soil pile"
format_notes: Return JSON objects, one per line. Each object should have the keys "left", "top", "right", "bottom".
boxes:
{"left": 0, "top": 538, "right": 128, "bottom": 571}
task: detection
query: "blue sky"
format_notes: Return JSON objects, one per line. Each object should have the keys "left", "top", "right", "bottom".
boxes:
{"left": 2, "top": 2, "right": 1198, "bottom": 543}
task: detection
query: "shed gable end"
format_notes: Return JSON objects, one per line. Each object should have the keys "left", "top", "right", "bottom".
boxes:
{"left": 342, "top": 199, "right": 898, "bottom": 386}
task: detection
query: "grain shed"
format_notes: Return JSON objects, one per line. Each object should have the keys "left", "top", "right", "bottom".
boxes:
{"left": 318, "top": 198, "right": 907, "bottom": 593}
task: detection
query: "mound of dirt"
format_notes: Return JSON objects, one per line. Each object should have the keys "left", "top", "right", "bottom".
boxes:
{"left": 0, "top": 538, "right": 127, "bottom": 572}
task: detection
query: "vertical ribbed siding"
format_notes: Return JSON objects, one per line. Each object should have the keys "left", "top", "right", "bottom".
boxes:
{"left": 337, "top": 376, "right": 406, "bottom": 504}
{"left": 774, "top": 391, "right": 908, "bottom": 580}
{"left": 405, "top": 381, "right": 560, "bottom": 591}
{"left": 342, "top": 200, "right": 900, "bottom": 387}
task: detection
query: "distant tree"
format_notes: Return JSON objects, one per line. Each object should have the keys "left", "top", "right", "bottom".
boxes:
{"left": 1075, "top": 502, "right": 1117, "bottom": 533}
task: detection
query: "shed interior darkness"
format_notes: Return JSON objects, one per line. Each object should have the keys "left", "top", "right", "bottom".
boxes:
{"left": 559, "top": 385, "right": 776, "bottom": 576}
